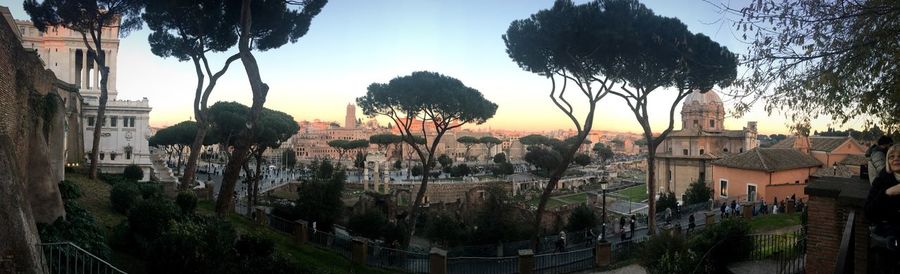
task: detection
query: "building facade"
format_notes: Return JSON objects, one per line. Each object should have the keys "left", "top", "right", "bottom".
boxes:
{"left": 653, "top": 90, "right": 759, "bottom": 201}
{"left": 17, "top": 19, "right": 153, "bottom": 180}
{"left": 711, "top": 148, "right": 821, "bottom": 204}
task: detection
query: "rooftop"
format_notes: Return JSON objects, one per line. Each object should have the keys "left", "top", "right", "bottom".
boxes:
{"left": 712, "top": 148, "right": 822, "bottom": 172}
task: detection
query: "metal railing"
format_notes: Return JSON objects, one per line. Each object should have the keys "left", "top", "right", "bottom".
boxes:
{"left": 448, "top": 256, "right": 518, "bottom": 274}
{"left": 748, "top": 229, "right": 806, "bottom": 274}
{"left": 267, "top": 214, "right": 298, "bottom": 235}
{"left": 835, "top": 211, "right": 855, "bottom": 274}
{"left": 37, "top": 242, "right": 126, "bottom": 274}
{"left": 309, "top": 231, "right": 352, "bottom": 259}
{"left": 367, "top": 245, "right": 429, "bottom": 274}
{"left": 610, "top": 238, "right": 645, "bottom": 267}
{"left": 534, "top": 247, "right": 594, "bottom": 274}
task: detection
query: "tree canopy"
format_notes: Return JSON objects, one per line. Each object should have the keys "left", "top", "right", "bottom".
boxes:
{"left": 715, "top": 0, "right": 900, "bottom": 132}
{"left": 592, "top": 143, "right": 614, "bottom": 162}
{"left": 356, "top": 71, "right": 497, "bottom": 242}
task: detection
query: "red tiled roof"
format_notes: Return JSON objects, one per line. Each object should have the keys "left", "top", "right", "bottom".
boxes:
{"left": 712, "top": 148, "right": 822, "bottom": 172}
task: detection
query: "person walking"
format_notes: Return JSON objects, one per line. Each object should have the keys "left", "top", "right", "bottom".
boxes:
{"left": 688, "top": 213, "right": 696, "bottom": 233}
{"left": 629, "top": 215, "right": 636, "bottom": 239}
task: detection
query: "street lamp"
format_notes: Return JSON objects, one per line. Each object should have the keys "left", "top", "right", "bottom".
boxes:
{"left": 593, "top": 176, "right": 609, "bottom": 241}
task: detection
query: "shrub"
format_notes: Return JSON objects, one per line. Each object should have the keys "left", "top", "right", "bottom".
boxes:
{"left": 683, "top": 179, "right": 712, "bottom": 205}
{"left": 492, "top": 162, "right": 515, "bottom": 176}
{"left": 176, "top": 191, "right": 198, "bottom": 215}
{"left": 656, "top": 192, "right": 678, "bottom": 213}
{"left": 58, "top": 179, "right": 82, "bottom": 200}
{"left": 127, "top": 198, "right": 180, "bottom": 249}
{"left": 566, "top": 205, "right": 596, "bottom": 232}
{"left": 123, "top": 164, "right": 144, "bottom": 181}
{"left": 425, "top": 213, "right": 466, "bottom": 247}
{"left": 38, "top": 200, "right": 111, "bottom": 259}
{"left": 145, "top": 216, "right": 237, "bottom": 273}
{"left": 639, "top": 231, "right": 697, "bottom": 274}
{"left": 688, "top": 218, "right": 753, "bottom": 272}
{"left": 450, "top": 164, "right": 471, "bottom": 177}
{"left": 138, "top": 182, "right": 164, "bottom": 199}
{"left": 110, "top": 182, "right": 142, "bottom": 214}
{"left": 347, "top": 210, "right": 388, "bottom": 240}
{"left": 493, "top": 152, "right": 507, "bottom": 164}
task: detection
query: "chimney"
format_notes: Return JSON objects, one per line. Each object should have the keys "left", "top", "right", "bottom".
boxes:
{"left": 793, "top": 135, "right": 810, "bottom": 154}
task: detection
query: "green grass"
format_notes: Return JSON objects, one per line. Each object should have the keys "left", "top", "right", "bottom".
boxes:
{"left": 614, "top": 184, "right": 648, "bottom": 202}
{"left": 197, "top": 201, "right": 393, "bottom": 274}
{"left": 748, "top": 213, "right": 801, "bottom": 233}
{"left": 528, "top": 197, "right": 566, "bottom": 209}
{"left": 557, "top": 193, "right": 588, "bottom": 205}
{"left": 65, "top": 172, "right": 146, "bottom": 274}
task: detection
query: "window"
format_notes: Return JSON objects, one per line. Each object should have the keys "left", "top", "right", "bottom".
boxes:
{"left": 99, "top": 153, "right": 105, "bottom": 160}
{"left": 700, "top": 149, "right": 705, "bottom": 155}
{"left": 740, "top": 148, "right": 744, "bottom": 153}
{"left": 683, "top": 149, "right": 689, "bottom": 155}
{"left": 719, "top": 180, "right": 728, "bottom": 197}
{"left": 110, "top": 153, "right": 116, "bottom": 160}
{"left": 693, "top": 119, "right": 699, "bottom": 128}
{"left": 87, "top": 116, "right": 95, "bottom": 126}
{"left": 709, "top": 120, "right": 715, "bottom": 128}
{"left": 667, "top": 170, "right": 672, "bottom": 183}
{"left": 110, "top": 116, "right": 117, "bottom": 127}
{"left": 795, "top": 180, "right": 800, "bottom": 184}
{"left": 724, "top": 148, "right": 729, "bottom": 153}
{"left": 130, "top": 117, "right": 136, "bottom": 127}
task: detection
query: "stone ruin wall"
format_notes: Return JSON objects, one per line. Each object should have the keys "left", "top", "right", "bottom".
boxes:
{"left": 0, "top": 9, "right": 78, "bottom": 273}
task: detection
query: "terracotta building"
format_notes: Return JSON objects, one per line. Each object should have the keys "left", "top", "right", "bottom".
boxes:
{"left": 711, "top": 148, "right": 821, "bottom": 203}
{"left": 652, "top": 90, "right": 759, "bottom": 200}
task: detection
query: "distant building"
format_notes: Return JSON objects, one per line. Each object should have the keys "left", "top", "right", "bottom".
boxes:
{"left": 653, "top": 90, "right": 758, "bottom": 201}
{"left": 345, "top": 103, "right": 356, "bottom": 129}
{"left": 16, "top": 18, "right": 153, "bottom": 180}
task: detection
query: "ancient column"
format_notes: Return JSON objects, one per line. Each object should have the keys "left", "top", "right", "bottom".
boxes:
{"left": 81, "top": 49, "right": 88, "bottom": 89}
{"left": 92, "top": 51, "right": 99, "bottom": 89}
{"left": 68, "top": 48, "right": 75, "bottom": 84}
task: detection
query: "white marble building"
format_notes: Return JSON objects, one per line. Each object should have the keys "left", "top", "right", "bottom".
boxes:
{"left": 17, "top": 19, "right": 153, "bottom": 181}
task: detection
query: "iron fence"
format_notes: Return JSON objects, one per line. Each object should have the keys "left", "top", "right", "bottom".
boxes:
{"left": 267, "top": 214, "right": 298, "bottom": 235}
{"left": 37, "top": 242, "right": 127, "bottom": 274}
{"left": 367, "top": 245, "right": 430, "bottom": 274}
{"left": 748, "top": 229, "right": 806, "bottom": 274}
{"left": 534, "top": 247, "right": 594, "bottom": 274}
{"left": 610, "top": 238, "right": 645, "bottom": 267}
{"left": 309, "top": 231, "right": 352, "bottom": 259}
{"left": 448, "top": 256, "right": 518, "bottom": 274}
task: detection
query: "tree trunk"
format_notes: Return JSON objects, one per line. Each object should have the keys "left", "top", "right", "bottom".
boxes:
{"left": 88, "top": 67, "right": 109, "bottom": 179}
{"left": 217, "top": 0, "right": 270, "bottom": 216}
{"left": 645, "top": 143, "right": 658, "bottom": 235}
{"left": 182, "top": 121, "right": 208, "bottom": 190}
{"left": 530, "top": 150, "right": 576, "bottom": 250}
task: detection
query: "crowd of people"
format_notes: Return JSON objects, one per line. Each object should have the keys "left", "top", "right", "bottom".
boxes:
{"left": 865, "top": 137, "right": 900, "bottom": 273}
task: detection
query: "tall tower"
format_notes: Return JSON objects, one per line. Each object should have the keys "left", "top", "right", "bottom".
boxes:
{"left": 345, "top": 103, "right": 356, "bottom": 129}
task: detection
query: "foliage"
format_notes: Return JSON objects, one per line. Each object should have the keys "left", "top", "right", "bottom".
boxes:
{"left": 683, "top": 179, "right": 712, "bottom": 205}
{"left": 410, "top": 164, "right": 423, "bottom": 177}
{"left": 449, "top": 164, "right": 471, "bottom": 177}
{"left": 688, "top": 219, "right": 753, "bottom": 272}
{"left": 639, "top": 231, "right": 698, "bottom": 274}
{"left": 437, "top": 154, "right": 453, "bottom": 169}
{"left": 720, "top": 0, "right": 900, "bottom": 132}
{"left": 573, "top": 153, "right": 591, "bottom": 166}
{"left": 493, "top": 152, "right": 507, "bottom": 164}
{"left": 38, "top": 182, "right": 110, "bottom": 259}
{"left": 592, "top": 143, "right": 614, "bottom": 162}
{"left": 353, "top": 151, "right": 366, "bottom": 169}
{"left": 127, "top": 198, "right": 181, "bottom": 249}
{"left": 524, "top": 146, "right": 562, "bottom": 174}
{"left": 470, "top": 184, "right": 533, "bottom": 244}
{"left": 145, "top": 216, "right": 237, "bottom": 273}
{"left": 457, "top": 136, "right": 480, "bottom": 160}
{"left": 425, "top": 213, "right": 467, "bottom": 247}
{"left": 656, "top": 192, "right": 678, "bottom": 213}
{"left": 274, "top": 160, "right": 345, "bottom": 231}
{"left": 347, "top": 210, "right": 388, "bottom": 240}
{"left": 393, "top": 160, "right": 402, "bottom": 170}
{"left": 492, "top": 162, "right": 515, "bottom": 176}
{"left": 176, "top": 191, "right": 198, "bottom": 215}
{"left": 356, "top": 71, "right": 498, "bottom": 239}
{"left": 123, "top": 164, "right": 144, "bottom": 181}
{"left": 565, "top": 205, "right": 596, "bottom": 232}
{"left": 58, "top": 179, "right": 82, "bottom": 200}
{"left": 369, "top": 133, "right": 402, "bottom": 151}
{"left": 478, "top": 136, "right": 502, "bottom": 161}
{"left": 110, "top": 182, "right": 142, "bottom": 214}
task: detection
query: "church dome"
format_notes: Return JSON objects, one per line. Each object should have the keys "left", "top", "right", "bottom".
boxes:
{"left": 683, "top": 89, "right": 723, "bottom": 106}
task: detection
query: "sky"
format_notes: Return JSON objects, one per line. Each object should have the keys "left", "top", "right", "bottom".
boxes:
{"left": 3, "top": 0, "right": 867, "bottom": 135}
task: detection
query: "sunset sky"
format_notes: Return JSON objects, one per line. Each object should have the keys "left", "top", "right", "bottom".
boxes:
{"left": 4, "top": 0, "right": 868, "bottom": 135}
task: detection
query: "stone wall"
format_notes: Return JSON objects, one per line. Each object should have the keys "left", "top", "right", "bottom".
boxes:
{"left": 0, "top": 6, "right": 77, "bottom": 273}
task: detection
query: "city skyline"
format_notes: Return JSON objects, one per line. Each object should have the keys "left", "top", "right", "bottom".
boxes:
{"left": 3, "top": 0, "right": 869, "bottom": 135}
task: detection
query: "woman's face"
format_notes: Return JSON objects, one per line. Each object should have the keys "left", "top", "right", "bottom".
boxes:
{"left": 888, "top": 148, "right": 900, "bottom": 174}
